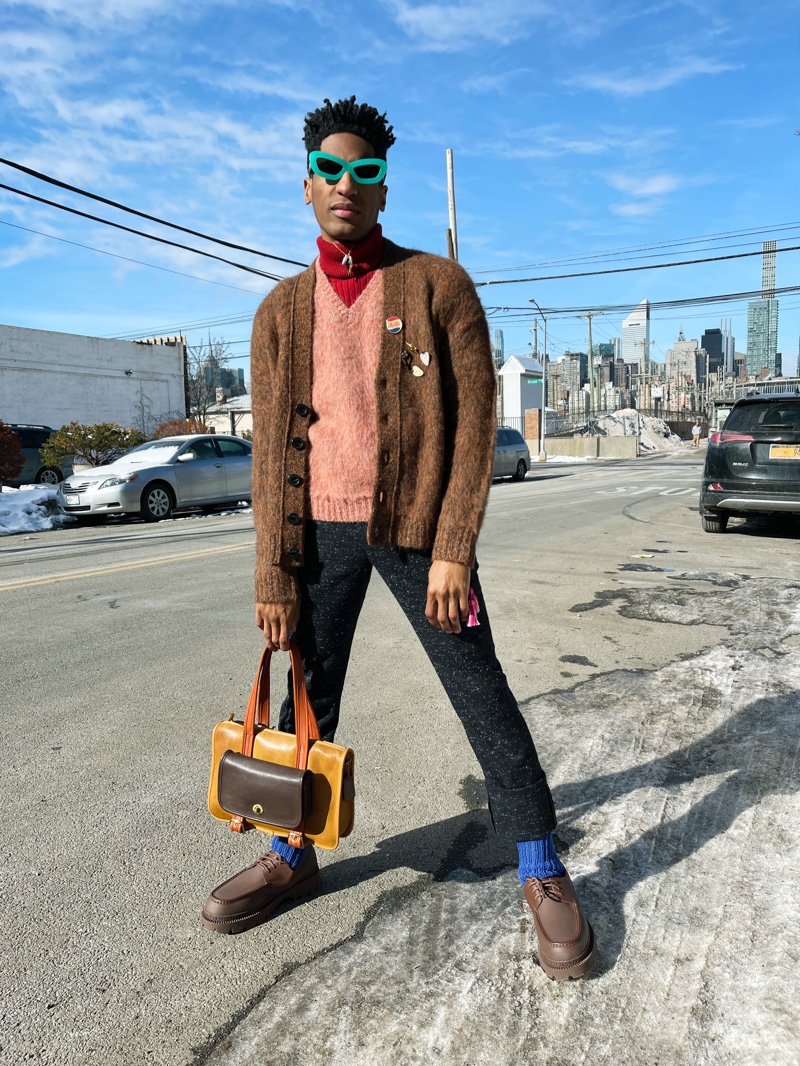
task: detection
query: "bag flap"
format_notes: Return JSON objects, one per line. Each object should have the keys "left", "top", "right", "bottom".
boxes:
{"left": 218, "top": 750, "right": 312, "bottom": 831}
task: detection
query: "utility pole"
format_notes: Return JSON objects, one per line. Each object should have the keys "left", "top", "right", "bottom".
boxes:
{"left": 446, "top": 149, "right": 458, "bottom": 260}
{"left": 640, "top": 339, "right": 655, "bottom": 414}
{"left": 530, "top": 297, "right": 547, "bottom": 461}
{"left": 532, "top": 318, "right": 538, "bottom": 359}
{"left": 577, "top": 312, "right": 604, "bottom": 415}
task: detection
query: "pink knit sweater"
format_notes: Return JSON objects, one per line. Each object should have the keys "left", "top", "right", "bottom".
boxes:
{"left": 307, "top": 259, "right": 384, "bottom": 522}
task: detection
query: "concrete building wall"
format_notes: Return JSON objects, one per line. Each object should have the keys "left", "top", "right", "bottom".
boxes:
{"left": 0, "top": 324, "right": 185, "bottom": 429}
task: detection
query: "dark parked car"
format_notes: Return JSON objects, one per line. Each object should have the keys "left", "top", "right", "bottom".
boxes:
{"left": 6, "top": 424, "right": 71, "bottom": 486}
{"left": 493, "top": 426, "right": 530, "bottom": 480}
{"left": 700, "top": 394, "right": 800, "bottom": 532}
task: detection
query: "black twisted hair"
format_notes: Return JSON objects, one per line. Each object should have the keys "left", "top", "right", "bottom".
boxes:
{"left": 303, "top": 96, "right": 396, "bottom": 161}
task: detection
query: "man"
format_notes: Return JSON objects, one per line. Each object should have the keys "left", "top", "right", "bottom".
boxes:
{"left": 201, "top": 97, "right": 596, "bottom": 981}
{"left": 692, "top": 422, "right": 702, "bottom": 447}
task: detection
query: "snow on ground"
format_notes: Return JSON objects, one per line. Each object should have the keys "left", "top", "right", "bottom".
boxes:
{"left": 0, "top": 486, "right": 76, "bottom": 535}
{"left": 539, "top": 455, "right": 592, "bottom": 464}
{"left": 587, "top": 408, "right": 683, "bottom": 453}
{"left": 205, "top": 571, "right": 800, "bottom": 1066}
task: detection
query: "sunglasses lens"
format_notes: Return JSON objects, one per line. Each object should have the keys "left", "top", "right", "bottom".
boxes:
{"left": 353, "top": 162, "right": 383, "bottom": 182}
{"left": 315, "top": 156, "right": 345, "bottom": 178}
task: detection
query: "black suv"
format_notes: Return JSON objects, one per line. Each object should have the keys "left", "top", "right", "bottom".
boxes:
{"left": 700, "top": 394, "right": 800, "bottom": 532}
{"left": 5, "top": 424, "right": 69, "bottom": 486}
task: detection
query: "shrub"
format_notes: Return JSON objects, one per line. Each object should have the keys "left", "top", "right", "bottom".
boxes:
{"left": 0, "top": 421, "right": 24, "bottom": 488}
{"left": 41, "top": 422, "right": 147, "bottom": 468}
{"left": 152, "top": 418, "right": 209, "bottom": 439}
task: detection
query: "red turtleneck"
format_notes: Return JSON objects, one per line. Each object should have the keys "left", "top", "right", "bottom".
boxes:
{"left": 316, "top": 224, "right": 385, "bottom": 308}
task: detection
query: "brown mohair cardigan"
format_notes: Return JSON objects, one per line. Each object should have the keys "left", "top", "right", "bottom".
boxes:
{"left": 250, "top": 239, "right": 497, "bottom": 603}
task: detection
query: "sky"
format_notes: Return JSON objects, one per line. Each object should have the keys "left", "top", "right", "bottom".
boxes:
{"left": 1, "top": 0, "right": 799, "bottom": 381}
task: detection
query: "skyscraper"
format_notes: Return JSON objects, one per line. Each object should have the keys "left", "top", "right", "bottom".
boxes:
{"left": 666, "top": 329, "right": 698, "bottom": 381}
{"left": 492, "top": 328, "right": 505, "bottom": 370}
{"left": 746, "top": 242, "right": 779, "bottom": 377}
{"left": 622, "top": 300, "right": 650, "bottom": 370}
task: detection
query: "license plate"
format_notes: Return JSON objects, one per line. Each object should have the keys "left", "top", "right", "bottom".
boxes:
{"left": 65, "top": 493, "right": 79, "bottom": 505}
{"left": 769, "top": 445, "right": 800, "bottom": 459}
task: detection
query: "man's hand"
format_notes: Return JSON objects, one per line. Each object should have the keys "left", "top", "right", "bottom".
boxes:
{"left": 425, "top": 560, "right": 471, "bottom": 634}
{"left": 256, "top": 601, "right": 300, "bottom": 651}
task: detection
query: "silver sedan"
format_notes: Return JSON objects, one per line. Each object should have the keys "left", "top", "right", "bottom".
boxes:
{"left": 59, "top": 434, "right": 252, "bottom": 521}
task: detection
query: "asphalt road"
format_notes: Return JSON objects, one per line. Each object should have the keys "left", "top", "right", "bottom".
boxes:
{"left": 2, "top": 449, "right": 799, "bottom": 1065}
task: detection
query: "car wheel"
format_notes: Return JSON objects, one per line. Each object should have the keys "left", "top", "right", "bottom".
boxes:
{"left": 513, "top": 459, "right": 527, "bottom": 481}
{"left": 701, "top": 513, "right": 728, "bottom": 534}
{"left": 36, "top": 466, "right": 62, "bottom": 485}
{"left": 141, "top": 482, "right": 174, "bottom": 522}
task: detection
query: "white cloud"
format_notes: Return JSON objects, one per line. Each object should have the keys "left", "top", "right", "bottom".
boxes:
{"left": 381, "top": 0, "right": 551, "bottom": 51}
{"left": 5, "top": 0, "right": 198, "bottom": 25}
{"left": 571, "top": 55, "right": 736, "bottom": 97}
{"left": 606, "top": 173, "right": 682, "bottom": 197}
{"left": 611, "top": 201, "right": 660, "bottom": 217}
{"left": 461, "top": 69, "right": 532, "bottom": 94}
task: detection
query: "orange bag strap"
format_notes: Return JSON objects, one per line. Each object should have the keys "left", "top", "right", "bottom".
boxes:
{"left": 241, "top": 642, "right": 321, "bottom": 764}
{"left": 232, "top": 643, "right": 321, "bottom": 843}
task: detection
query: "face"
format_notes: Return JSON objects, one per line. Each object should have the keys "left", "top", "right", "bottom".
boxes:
{"left": 304, "top": 131, "right": 387, "bottom": 245}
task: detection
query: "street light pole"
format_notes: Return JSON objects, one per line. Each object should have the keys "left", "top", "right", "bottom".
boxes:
{"left": 530, "top": 297, "right": 547, "bottom": 461}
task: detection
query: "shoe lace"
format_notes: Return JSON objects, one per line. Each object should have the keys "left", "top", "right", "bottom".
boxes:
{"left": 529, "top": 877, "right": 565, "bottom": 905}
{"left": 253, "top": 850, "right": 285, "bottom": 874}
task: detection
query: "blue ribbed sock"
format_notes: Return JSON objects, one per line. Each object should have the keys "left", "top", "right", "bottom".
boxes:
{"left": 517, "top": 834, "right": 566, "bottom": 884}
{"left": 271, "top": 835, "right": 307, "bottom": 870}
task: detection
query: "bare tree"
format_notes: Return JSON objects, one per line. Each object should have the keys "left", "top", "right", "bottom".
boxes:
{"left": 185, "top": 337, "right": 239, "bottom": 423}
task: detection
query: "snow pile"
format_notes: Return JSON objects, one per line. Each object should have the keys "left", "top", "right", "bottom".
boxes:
{"left": 589, "top": 408, "right": 683, "bottom": 453}
{"left": 0, "top": 486, "right": 76, "bottom": 536}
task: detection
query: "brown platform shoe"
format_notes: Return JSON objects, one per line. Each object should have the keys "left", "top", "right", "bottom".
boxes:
{"left": 523, "top": 871, "right": 597, "bottom": 980}
{"left": 201, "top": 848, "right": 320, "bottom": 934}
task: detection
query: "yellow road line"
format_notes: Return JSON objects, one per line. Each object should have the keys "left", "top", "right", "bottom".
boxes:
{"left": 0, "top": 542, "right": 255, "bottom": 592}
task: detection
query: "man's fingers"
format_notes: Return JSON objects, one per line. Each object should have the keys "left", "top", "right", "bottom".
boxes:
{"left": 426, "top": 593, "right": 441, "bottom": 628}
{"left": 459, "top": 588, "right": 470, "bottom": 621}
{"left": 279, "top": 619, "right": 292, "bottom": 651}
{"left": 448, "top": 596, "right": 462, "bottom": 634}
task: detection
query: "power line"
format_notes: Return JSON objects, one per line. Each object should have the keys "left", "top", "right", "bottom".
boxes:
{"left": 0, "top": 155, "right": 307, "bottom": 268}
{"left": 474, "top": 244, "right": 800, "bottom": 287}
{"left": 0, "top": 218, "right": 268, "bottom": 296}
{"left": 469, "top": 220, "right": 800, "bottom": 274}
{"left": 484, "top": 282, "right": 800, "bottom": 320}
{"left": 0, "top": 181, "right": 288, "bottom": 281}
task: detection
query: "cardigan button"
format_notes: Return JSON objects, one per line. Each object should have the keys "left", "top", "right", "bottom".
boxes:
{"left": 382, "top": 451, "right": 390, "bottom": 465}
{"left": 291, "top": 437, "right": 305, "bottom": 451}
{"left": 287, "top": 512, "right": 301, "bottom": 526}
{"left": 295, "top": 403, "right": 310, "bottom": 418}
{"left": 287, "top": 473, "right": 303, "bottom": 487}
{"left": 286, "top": 547, "right": 299, "bottom": 559}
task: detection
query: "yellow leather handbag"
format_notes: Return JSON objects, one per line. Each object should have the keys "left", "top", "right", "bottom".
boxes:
{"left": 208, "top": 643, "right": 355, "bottom": 850}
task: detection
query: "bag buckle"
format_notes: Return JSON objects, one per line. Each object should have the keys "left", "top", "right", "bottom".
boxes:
{"left": 229, "top": 815, "right": 250, "bottom": 833}
{"left": 287, "top": 830, "right": 304, "bottom": 848}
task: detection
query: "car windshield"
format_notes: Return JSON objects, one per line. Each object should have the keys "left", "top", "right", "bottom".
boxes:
{"left": 125, "top": 440, "right": 185, "bottom": 460}
{"left": 724, "top": 402, "right": 800, "bottom": 434}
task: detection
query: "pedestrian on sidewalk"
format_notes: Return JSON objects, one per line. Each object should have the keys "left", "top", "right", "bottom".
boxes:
{"left": 692, "top": 422, "right": 702, "bottom": 447}
{"left": 200, "top": 96, "right": 596, "bottom": 981}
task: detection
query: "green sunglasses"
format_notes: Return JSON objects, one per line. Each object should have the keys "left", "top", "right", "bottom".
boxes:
{"left": 308, "top": 151, "right": 387, "bottom": 185}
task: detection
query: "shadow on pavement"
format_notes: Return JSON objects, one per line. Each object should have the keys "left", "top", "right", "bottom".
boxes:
{"left": 315, "top": 688, "right": 799, "bottom": 977}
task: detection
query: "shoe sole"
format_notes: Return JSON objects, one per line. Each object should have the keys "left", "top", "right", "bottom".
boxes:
{"left": 538, "top": 922, "right": 597, "bottom": 981}
{"left": 200, "top": 870, "right": 321, "bottom": 935}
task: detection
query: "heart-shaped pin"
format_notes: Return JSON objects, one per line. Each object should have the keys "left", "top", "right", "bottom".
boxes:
{"left": 420, "top": 351, "right": 431, "bottom": 366}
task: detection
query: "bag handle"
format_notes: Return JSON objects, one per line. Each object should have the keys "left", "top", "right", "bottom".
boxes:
{"left": 231, "top": 642, "right": 320, "bottom": 844}
{"left": 241, "top": 641, "right": 320, "bottom": 765}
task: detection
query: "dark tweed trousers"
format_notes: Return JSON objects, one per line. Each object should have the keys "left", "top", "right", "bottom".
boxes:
{"left": 279, "top": 521, "right": 556, "bottom": 841}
